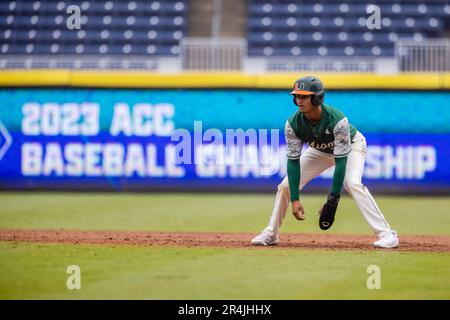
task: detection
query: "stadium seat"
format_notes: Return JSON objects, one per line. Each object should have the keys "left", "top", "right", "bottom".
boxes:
{"left": 248, "top": 0, "right": 450, "bottom": 57}
{"left": 0, "top": 0, "right": 188, "bottom": 58}
{"left": 1, "top": 0, "right": 449, "bottom": 63}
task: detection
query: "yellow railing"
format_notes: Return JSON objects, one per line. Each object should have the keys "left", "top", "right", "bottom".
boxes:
{"left": 1, "top": 70, "right": 449, "bottom": 89}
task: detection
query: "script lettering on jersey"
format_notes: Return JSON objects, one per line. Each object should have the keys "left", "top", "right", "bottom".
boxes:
{"left": 308, "top": 141, "right": 334, "bottom": 150}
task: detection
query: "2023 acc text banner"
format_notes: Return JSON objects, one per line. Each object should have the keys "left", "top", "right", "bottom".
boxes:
{"left": 0, "top": 88, "right": 449, "bottom": 194}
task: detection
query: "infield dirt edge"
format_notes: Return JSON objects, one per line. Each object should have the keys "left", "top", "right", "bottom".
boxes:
{"left": 1, "top": 229, "right": 449, "bottom": 252}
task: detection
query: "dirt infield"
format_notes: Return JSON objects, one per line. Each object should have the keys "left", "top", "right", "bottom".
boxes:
{"left": 1, "top": 229, "right": 449, "bottom": 252}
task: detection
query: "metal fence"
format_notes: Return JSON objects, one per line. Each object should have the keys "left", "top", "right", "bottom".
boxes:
{"left": 0, "top": 55, "right": 159, "bottom": 70}
{"left": 396, "top": 39, "right": 450, "bottom": 72}
{"left": 266, "top": 57, "right": 377, "bottom": 73}
{"left": 2, "top": 38, "right": 449, "bottom": 73}
{"left": 180, "top": 37, "right": 247, "bottom": 71}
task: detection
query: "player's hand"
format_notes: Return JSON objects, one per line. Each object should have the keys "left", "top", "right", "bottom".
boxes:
{"left": 318, "top": 193, "right": 340, "bottom": 230}
{"left": 292, "top": 200, "right": 305, "bottom": 220}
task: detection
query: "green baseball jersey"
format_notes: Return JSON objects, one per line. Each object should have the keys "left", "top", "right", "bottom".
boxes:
{"left": 285, "top": 104, "right": 357, "bottom": 159}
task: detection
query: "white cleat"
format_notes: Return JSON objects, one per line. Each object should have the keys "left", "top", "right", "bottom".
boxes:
{"left": 373, "top": 231, "right": 399, "bottom": 249}
{"left": 251, "top": 231, "right": 279, "bottom": 246}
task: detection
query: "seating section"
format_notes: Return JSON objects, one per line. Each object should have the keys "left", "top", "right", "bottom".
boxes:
{"left": 1, "top": 0, "right": 449, "bottom": 63}
{"left": 247, "top": 0, "right": 450, "bottom": 57}
{"left": 0, "top": 0, "right": 188, "bottom": 57}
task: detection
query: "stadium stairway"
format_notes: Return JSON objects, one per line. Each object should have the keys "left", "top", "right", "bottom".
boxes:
{"left": 220, "top": 0, "right": 246, "bottom": 37}
{"left": 188, "top": 0, "right": 214, "bottom": 37}
{"left": 188, "top": 0, "right": 246, "bottom": 37}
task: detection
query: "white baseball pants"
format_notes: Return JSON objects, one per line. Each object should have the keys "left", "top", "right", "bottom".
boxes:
{"left": 264, "top": 131, "right": 394, "bottom": 237}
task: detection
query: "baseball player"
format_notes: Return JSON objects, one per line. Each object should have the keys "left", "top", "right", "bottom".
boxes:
{"left": 251, "top": 76, "right": 399, "bottom": 248}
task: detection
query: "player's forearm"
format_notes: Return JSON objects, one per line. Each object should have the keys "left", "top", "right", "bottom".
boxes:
{"left": 287, "top": 159, "right": 301, "bottom": 202}
{"left": 331, "top": 156, "right": 348, "bottom": 195}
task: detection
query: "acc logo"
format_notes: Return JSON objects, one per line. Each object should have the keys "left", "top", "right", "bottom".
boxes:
{"left": 0, "top": 119, "right": 12, "bottom": 162}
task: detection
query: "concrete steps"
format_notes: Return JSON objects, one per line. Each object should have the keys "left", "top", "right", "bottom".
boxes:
{"left": 187, "top": 0, "right": 246, "bottom": 38}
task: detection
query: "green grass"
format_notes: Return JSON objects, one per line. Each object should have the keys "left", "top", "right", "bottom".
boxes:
{"left": 0, "top": 192, "right": 449, "bottom": 300}
{"left": 0, "top": 192, "right": 449, "bottom": 235}
{"left": 0, "top": 242, "right": 449, "bottom": 300}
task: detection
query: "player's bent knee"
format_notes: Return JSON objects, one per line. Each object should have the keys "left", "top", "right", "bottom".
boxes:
{"left": 344, "top": 180, "right": 363, "bottom": 194}
{"left": 278, "top": 183, "right": 288, "bottom": 192}
{"left": 278, "top": 180, "right": 289, "bottom": 193}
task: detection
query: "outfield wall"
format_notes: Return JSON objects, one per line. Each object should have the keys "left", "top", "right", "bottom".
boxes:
{"left": 0, "top": 84, "right": 449, "bottom": 194}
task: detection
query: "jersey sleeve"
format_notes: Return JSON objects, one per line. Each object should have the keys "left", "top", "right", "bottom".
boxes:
{"left": 333, "top": 117, "right": 351, "bottom": 158}
{"left": 285, "top": 121, "right": 303, "bottom": 160}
